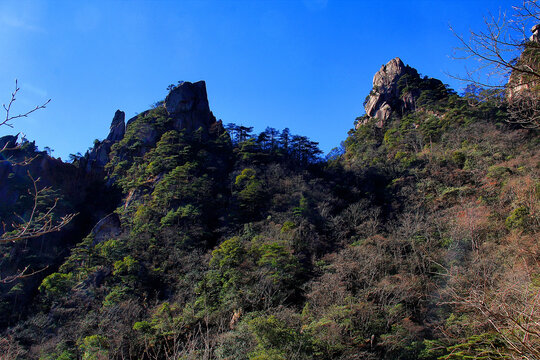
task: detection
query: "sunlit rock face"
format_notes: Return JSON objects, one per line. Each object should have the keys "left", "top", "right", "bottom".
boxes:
{"left": 364, "top": 57, "right": 406, "bottom": 124}
{"left": 361, "top": 57, "right": 420, "bottom": 128}
{"left": 359, "top": 57, "right": 446, "bottom": 128}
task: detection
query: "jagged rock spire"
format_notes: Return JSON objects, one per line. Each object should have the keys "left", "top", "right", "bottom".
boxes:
{"left": 364, "top": 57, "right": 407, "bottom": 124}
{"left": 106, "top": 110, "right": 125, "bottom": 142}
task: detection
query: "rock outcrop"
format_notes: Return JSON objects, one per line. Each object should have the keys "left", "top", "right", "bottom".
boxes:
{"left": 506, "top": 25, "right": 540, "bottom": 127}
{"left": 86, "top": 110, "right": 126, "bottom": 170}
{"left": 359, "top": 57, "right": 447, "bottom": 128}
{"left": 508, "top": 24, "right": 540, "bottom": 99}
{"left": 364, "top": 58, "right": 408, "bottom": 126}
{"left": 85, "top": 81, "right": 225, "bottom": 173}
{"left": 91, "top": 213, "right": 122, "bottom": 245}
{"left": 106, "top": 110, "right": 126, "bottom": 142}
{"left": 0, "top": 134, "right": 18, "bottom": 150}
{"left": 164, "top": 81, "right": 217, "bottom": 132}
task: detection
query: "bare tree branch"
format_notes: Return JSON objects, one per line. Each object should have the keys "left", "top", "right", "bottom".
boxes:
{"left": 0, "top": 80, "right": 77, "bottom": 283}
{"left": 1, "top": 79, "right": 50, "bottom": 128}
{"left": 451, "top": 0, "right": 540, "bottom": 128}
{"left": 0, "top": 171, "right": 78, "bottom": 244}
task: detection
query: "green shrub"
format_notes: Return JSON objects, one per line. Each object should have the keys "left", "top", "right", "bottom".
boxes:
{"left": 505, "top": 206, "right": 530, "bottom": 230}
{"left": 39, "top": 272, "right": 74, "bottom": 298}
{"left": 280, "top": 221, "right": 296, "bottom": 233}
{"left": 451, "top": 150, "right": 466, "bottom": 168}
{"left": 113, "top": 256, "right": 139, "bottom": 276}
{"left": 79, "top": 335, "right": 109, "bottom": 360}
{"left": 102, "top": 286, "right": 129, "bottom": 307}
{"left": 248, "top": 315, "right": 311, "bottom": 360}
{"left": 487, "top": 165, "right": 512, "bottom": 180}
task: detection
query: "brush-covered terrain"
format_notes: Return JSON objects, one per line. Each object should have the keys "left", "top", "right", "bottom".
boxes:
{"left": 0, "top": 55, "right": 538, "bottom": 360}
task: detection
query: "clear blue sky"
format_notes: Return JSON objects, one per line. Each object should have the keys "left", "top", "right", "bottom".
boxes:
{"left": 0, "top": 0, "right": 517, "bottom": 160}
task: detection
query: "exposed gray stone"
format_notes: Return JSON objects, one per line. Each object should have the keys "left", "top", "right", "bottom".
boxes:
{"left": 91, "top": 213, "right": 122, "bottom": 245}
{"left": 165, "top": 81, "right": 210, "bottom": 115}
{"left": 360, "top": 57, "right": 431, "bottom": 128}
{"left": 364, "top": 58, "right": 406, "bottom": 124}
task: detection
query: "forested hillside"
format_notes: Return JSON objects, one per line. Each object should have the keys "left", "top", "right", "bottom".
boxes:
{"left": 0, "top": 47, "right": 539, "bottom": 360}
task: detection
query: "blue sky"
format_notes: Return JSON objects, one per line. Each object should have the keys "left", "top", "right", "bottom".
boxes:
{"left": 0, "top": 0, "right": 517, "bottom": 160}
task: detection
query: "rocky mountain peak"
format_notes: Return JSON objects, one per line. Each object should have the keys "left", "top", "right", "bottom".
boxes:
{"left": 363, "top": 57, "right": 408, "bottom": 126}
{"left": 164, "top": 81, "right": 210, "bottom": 115}
{"left": 360, "top": 58, "right": 447, "bottom": 128}
{"left": 372, "top": 57, "right": 406, "bottom": 93}
{"left": 164, "top": 81, "right": 217, "bottom": 133}
{"left": 84, "top": 81, "right": 222, "bottom": 172}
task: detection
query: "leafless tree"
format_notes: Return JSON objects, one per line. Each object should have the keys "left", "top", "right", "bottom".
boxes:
{"left": 442, "top": 252, "right": 540, "bottom": 360}
{"left": 0, "top": 80, "right": 76, "bottom": 280}
{"left": 451, "top": 0, "right": 540, "bottom": 128}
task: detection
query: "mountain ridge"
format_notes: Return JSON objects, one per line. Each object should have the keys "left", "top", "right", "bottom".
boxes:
{"left": 0, "top": 57, "right": 538, "bottom": 360}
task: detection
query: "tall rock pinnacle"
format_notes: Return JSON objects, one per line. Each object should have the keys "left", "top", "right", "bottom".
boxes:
{"left": 360, "top": 57, "right": 446, "bottom": 128}
{"left": 364, "top": 57, "right": 407, "bottom": 125}
{"left": 164, "top": 81, "right": 216, "bottom": 132}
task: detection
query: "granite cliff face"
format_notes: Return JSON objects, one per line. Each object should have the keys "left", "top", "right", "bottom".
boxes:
{"left": 106, "top": 110, "right": 126, "bottom": 142}
{"left": 164, "top": 80, "right": 218, "bottom": 133}
{"left": 362, "top": 57, "right": 421, "bottom": 127}
{"left": 364, "top": 57, "right": 407, "bottom": 124}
